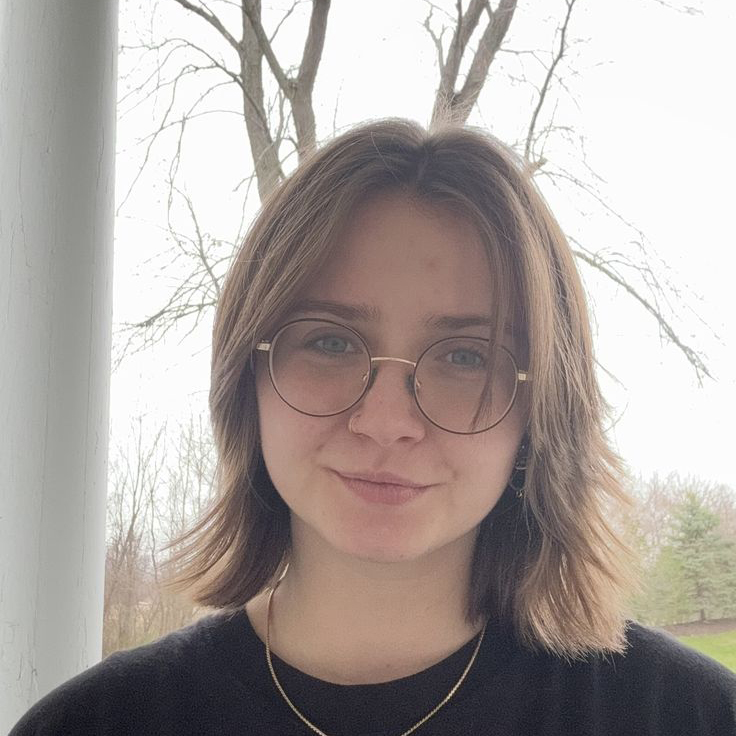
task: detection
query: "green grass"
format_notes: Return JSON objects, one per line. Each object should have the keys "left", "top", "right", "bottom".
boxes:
{"left": 677, "top": 630, "right": 736, "bottom": 672}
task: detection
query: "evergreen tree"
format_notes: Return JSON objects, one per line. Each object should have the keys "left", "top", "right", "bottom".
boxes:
{"left": 666, "top": 491, "right": 736, "bottom": 622}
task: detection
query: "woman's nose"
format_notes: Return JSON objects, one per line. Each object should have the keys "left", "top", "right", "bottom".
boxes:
{"left": 347, "top": 362, "right": 426, "bottom": 445}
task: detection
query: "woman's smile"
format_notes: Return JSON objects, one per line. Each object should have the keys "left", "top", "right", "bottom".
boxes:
{"left": 333, "top": 470, "right": 433, "bottom": 506}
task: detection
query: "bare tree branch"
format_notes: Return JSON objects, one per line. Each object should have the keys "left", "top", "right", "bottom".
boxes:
{"left": 297, "top": 0, "right": 330, "bottom": 94}
{"left": 423, "top": 4, "right": 446, "bottom": 75}
{"left": 164, "top": 0, "right": 286, "bottom": 199}
{"left": 290, "top": 0, "right": 330, "bottom": 154}
{"left": 453, "top": 0, "right": 518, "bottom": 120}
{"left": 269, "top": 1, "right": 304, "bottom": 43}
{"left": 649, "top": 0, "right": 702, "bottom": 15}
{"left": 124, "top": 1, "right": 330, "bottom": 202}
{"left": 241, "top": 0, "right": 293, "bottom": 94}
{"left": 238, "top": 2, "right": 284, "bottom": 198}
{"left": 112, "top": 206, "right": 230, "bottom": 369}
{"left": 571, "top": 240, "right": 710, "bottom": 384}
{"left": 431, "top": 0, "right": 519, "bottom": 124}
{"left": 117, "top": 59, "right": 199, "bottom": 215}
{"left": 431, "top": 0, "right": 487, "bottom": 120}
{"left": 240, "top": 0, "right": 329, "bottom": 155}
{"left": 169, "top": 36, "right": 243, "bottom": 87}
{"left": 524, "top": 0, "right": 577, "bottom": 162}
{"left": 172, "top": 0, "right": 241, "bottom": 52}
{"left": 177, "top": 187, "right": 222, "bottom": 300}
{"left": 118, "top": 40, "right": 193, "bottom": 110}
{"left": 117, "top": 70, "right": 237, "bottom": 216}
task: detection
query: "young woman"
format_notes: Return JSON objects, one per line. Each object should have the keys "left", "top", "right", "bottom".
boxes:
{"left": 11, "top": 119, "right": 736, "bottom": 735}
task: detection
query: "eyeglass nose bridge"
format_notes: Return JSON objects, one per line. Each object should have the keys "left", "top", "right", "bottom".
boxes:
{"left": 370, "top": 356, "right": 417, "bottom": 368}
{"left": 362, "top": 355, "right": 423, "bottom": 396}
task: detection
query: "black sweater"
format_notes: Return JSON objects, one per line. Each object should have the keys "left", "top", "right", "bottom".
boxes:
{"left": 9, "top": 609, "right": 736, "bottom": 735}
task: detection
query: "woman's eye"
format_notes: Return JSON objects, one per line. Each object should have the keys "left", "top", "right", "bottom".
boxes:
{"left": 446, "top": 349, "right": 485, "bottom": 367}
{"left": 313, "top": 336, "right": 355, "bottom": 354}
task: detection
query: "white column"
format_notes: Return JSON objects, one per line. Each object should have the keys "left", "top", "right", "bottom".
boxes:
{"left": 0, "top": 0, "right": 118, "bottom": 729}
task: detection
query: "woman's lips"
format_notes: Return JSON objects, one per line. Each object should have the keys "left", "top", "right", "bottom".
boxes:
{"left": 335, "top": 472, "right": 431, "bottom": 506}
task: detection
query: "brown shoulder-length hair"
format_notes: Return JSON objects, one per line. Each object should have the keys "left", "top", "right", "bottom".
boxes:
{"left": 162, "top": 118, "right": 638, "bottom": 659}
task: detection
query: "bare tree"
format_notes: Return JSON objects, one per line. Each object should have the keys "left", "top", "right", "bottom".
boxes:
{"left": 147, "top": 413, "right": 217, "bottom": 636}
{"left": 429, "top": 0, "right": 518, "bottom": 126}
{"left": 104, "top": 418, "right": 165, "bottom": 654}
{"left": 138, "top": 0, "right": 329, "bottom": 201}
{"left": 103, "top": 414, "right": 217, "bottom": 653}
{"left": 114, "top": 0, "right": 711, "bottom": 379}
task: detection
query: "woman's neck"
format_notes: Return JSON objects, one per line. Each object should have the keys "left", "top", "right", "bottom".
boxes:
{"left": 245, "top": 521, "right": 483, "bottom": 685}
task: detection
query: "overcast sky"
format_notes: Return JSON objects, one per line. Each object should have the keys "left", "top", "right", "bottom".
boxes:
{"left": 112, "top": 0, "right": 736, "bottom": 491}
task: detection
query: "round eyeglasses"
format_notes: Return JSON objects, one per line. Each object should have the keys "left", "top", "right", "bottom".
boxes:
{"left": 254, "top": 319, "right": 529, "bottom": 435}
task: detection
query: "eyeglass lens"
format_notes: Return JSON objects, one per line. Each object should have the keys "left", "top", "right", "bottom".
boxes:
{"left": 269, "top": 320, "right": 518, "bottom": 433}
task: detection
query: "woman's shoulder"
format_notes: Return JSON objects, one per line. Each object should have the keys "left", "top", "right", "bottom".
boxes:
{"left": 8, "top": 609, "right": 245, "bottom": 735}
{"left": 584, "top": 620, "right": 736, "bottom": 732}
{"left": 485, "top": 620, "right": 736, "bottom": 734}
{"left": 616, "top": 620, "right": 736, "bottom": 685}
{"left": 515, "top": 619, "right": 735, "bottom": 689}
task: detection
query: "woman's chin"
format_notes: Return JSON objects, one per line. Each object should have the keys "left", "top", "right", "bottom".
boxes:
{"left": 323, "top": 512, "right": 456, "bottom": 566}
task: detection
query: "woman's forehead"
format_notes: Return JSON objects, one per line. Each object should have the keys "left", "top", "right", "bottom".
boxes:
{"left": 307, "top": 193, "right": 497, "bottom": 307}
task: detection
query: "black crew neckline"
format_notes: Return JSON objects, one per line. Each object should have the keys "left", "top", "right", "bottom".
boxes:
{"left": 207, "top": 607, "right": 517, "bottom": 735}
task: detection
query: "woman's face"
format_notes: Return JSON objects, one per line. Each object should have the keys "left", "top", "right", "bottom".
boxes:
{"left": 255, "top": 193, "right": 528, "bottom": 565}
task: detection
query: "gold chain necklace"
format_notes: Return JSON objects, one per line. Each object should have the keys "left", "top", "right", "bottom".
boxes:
{"left": 264, "top": 574, "right": 487, "bottom": 736}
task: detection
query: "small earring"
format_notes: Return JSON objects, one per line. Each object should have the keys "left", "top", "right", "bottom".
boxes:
{"left": 508, "top": 435, "right": 530, "bottom": 499}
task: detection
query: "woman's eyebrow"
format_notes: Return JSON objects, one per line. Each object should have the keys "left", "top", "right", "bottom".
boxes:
{"left": 289, "top": 298, "right": 503, "bottom": 332}
{"left": 291, "top": 298, "right": 380, "bottom": 322}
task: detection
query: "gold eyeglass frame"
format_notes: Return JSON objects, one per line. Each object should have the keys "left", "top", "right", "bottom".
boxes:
{"left": 253, "top": 318, "right": 530, "bottom": 435}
